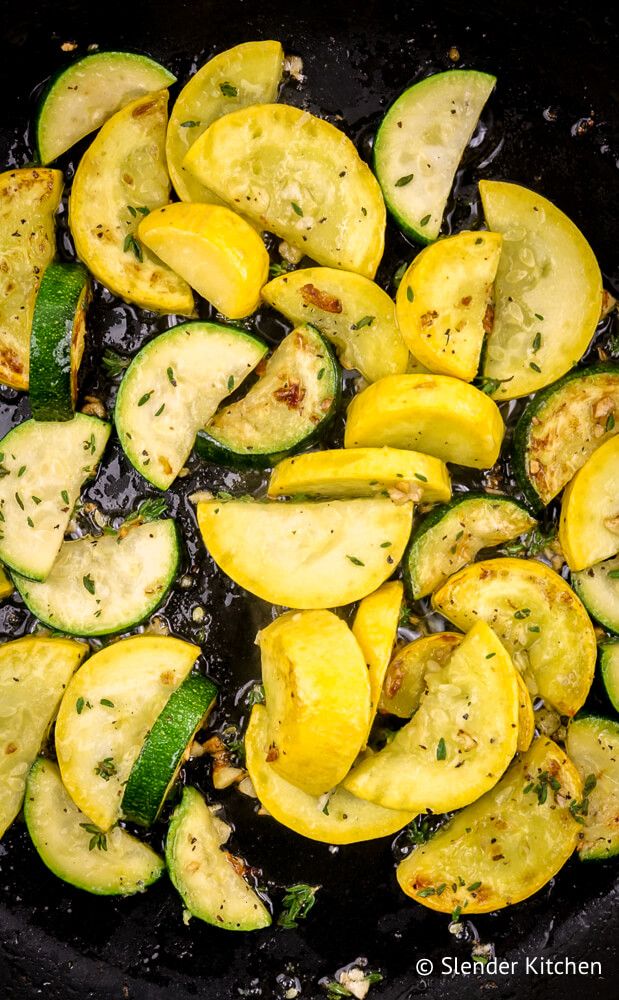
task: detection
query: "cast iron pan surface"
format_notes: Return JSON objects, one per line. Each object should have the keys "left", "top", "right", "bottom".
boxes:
{"left": 0, "top": 0, "right": 618, "bottom": 997}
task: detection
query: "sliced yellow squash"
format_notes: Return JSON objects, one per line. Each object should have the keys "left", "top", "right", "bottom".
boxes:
{"left": 0, "top": 567, "right": 13, "bottom": 599}
{"left": 352, "top": 582, "right": 403, "bottom": 732}
{"left": 0, "top": 167, "right": 63, "bottom": 389}
{"left": 344, "top": 374, "right": 504, "bottom": 468}
{"left": 516, "top": 672, "right": 535, "bottom": 752}
{"left": 69, "top": 90, "right": 194, "bottom": 314}
{"left": 196, "top": 497, "right": 413, "bottom": 609}
{"left": 378, "top": 632, "right": 463, "bottom": 718}
{"left": 137, "top": 203, "right": 269, "bottom": 319}
{"left": 395, "top": 231, "right": 502, "bottom": 380}
{"left": 258, "top": 610, "right": 370, "bottom": 795}
{"left": 262, "top": 267, "right": 408, "bottom": 381}
{"left": 267, "top": 447, "right": 451, "bottom": 503}
{"left": 245, "top": 705, "right": 415, "bottom": 844}
{"left": 55, "top": 635, "right": 199, "bottom": 831}
{"left": 343, "top": 622, "right": 520, "bottom": 812}
{"left": 184, "top": 104, "right": 385, "bottom": 278}
{"left": 397, "top": 737, "right": 582, "bottom": 912}
{"left": 166, "top": 40, "right": 284, "bottom": 203}
{"left": 559, "top": 435, "right": 619, "bottom": 571}
{"left": 0, "top": 637, "right": 87, "bottom": 839}
{"left": 480, "top": 180, "right": 603, "bottom": 399}
{"left": 433, "top": 557, "right": 596, "bottom": 716}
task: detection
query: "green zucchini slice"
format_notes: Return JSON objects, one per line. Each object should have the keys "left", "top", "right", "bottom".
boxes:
{"left": 36, "top": 51, "right": 175, "bottom": 164}
{"left": 599, "top": 643, "right": 619, "bottom": 713}
{"left": 404, "top": 493, "right": 536, "bottom": 599}
{"left": 115, "top": 321, "right": 267, "bottom": 489}
{"left": 0, "top": 637, "right": 87, "bottom": 839}
{"left": 166, "top": 786, "right": 271, "bottom": 930}
{"left": 24, "top": 759, "right": 164, "bottom": 895}
{"left": 374, "top": 70, "right": 495, "bottom": 243}
{"left": 566, "top": 715, "right": 619, "bottom": 861}
{"left": 513, "top": 365, "right": 619, "bottom": 509}
{"left": 196, "top": 325, "right": 340, "bottom": 468}
{"left": 0, "top": 415, "right": 111, "bottom": 581}
{"left": 122, "top": 674, "right": 218, "bottom": 827}
{"left": 29, "top": 262, "right": 90, "bottom": 421}
{"left": 12, "top": 520, "right": 180, "bottom": 636}
{"left": 572, "top": 555, "right": 619, "bottom": 634}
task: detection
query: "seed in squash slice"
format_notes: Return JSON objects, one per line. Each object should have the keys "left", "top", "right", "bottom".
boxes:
{"left": 395, "top": 231, "right": 502, "bottom": 381}
{"left": 138, "top": 203, "right": 269, "bottom": 319}
{"left": 397, "top": 737, "right": 582, "bottom": 913}
{"left": 196, "top": 497, "right": 413, "bottom": 609}
{"left": 559, "top": 435, "right": 619, "bottom": 571}
{"left": 378, "top": 632, "right": 463, "bottom": 719}
{"left": 245, "top": 705, "right": 415, "bottom": 844}
{"left": 343, "top": 621, "right": 520, "bottom": 812}
{"left": 258, "top": 610, "right": 370, "bottom": 795}
{"left": 352, "top": 582, "right": 403, "bottom": 735}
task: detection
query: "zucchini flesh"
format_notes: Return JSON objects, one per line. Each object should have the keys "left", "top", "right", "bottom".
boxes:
{"left": 166, "top": 786, "right": 271, "bottom": 930}
{"left": 184, "top": 103, "right": 385, "bottom": 278}
{"left": 559, "top": 434, "right": 619, "bottom": 571}
{"left": 12, "top": 520, "right": 180, "bottom": 636}
{"left": 343, "top": 621, "right": 519, "bottom": 813}
{"left": 374, "top": 71, "right": 495, "bottom": 243}
{"left": 122, "top": 674, "right": 218, "bottom": 827}
{"left": 245, "top": 705, "right": 414, "bottom": 845}
{"left": 405, "top": 493, "right": 536, "bottom": 599}
{"left": 261, "top": 266, "right": 408, "bottom": 382}
{"left": 55, "top": 635, "right": 199, "bottom": 831}
{"left": 115, "top": 321, "right": 267, "bottom": 489}
{"left": 25, "top": 759, "right": 164, "bottom": 895}
{"left": 197, "top": 496, "right": 413, "bottom": 609}
{"left": 378, "top": 633, "right": 463, "bottom": 718}
{"left": 599, "top": 643, "right": 619, "bottom": 713}
{"left": 196, "top": 325, "right": 340, "bottom": 468}
{"left": 397, "top": 738, "right": 582, "bottom": 912}
{"left": 0, "top": 637, "right": 87, "bottom": 839}
{"left": 0, "top": 168, "right": 63, "bottom": 389}
{"left": 36, "top": 51, "right": 175, "bottom": 164}
{"left": 29, "top": 262, "right": 90, "bottom": 421}
{"left": 0, "top": 415, "right": 111, "bottom": 581}
{"left": 166, "top": 40, "right": 284, "bottom": 203}
{"left": 513, "top": 365, "right": 619, "bottom": 509}
{"left": 566, "top": 716, "right": 619, "bottom": 861}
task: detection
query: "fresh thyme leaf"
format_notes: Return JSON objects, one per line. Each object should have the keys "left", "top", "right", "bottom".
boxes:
{"left": 61, "top": 490, "right": 69, "bottom": 505}
{"left": 123, "top": 497, "right": 168, "bottom": 528}
{"left": 167, "top": 366, "right": 177, "bottom": 386}
{"left": 351, "top": 315, "right": 374, "bottom": 330}
{"left": 405, "top": 815, "right": 431, "bottom": 845}
{"left": 436, "top": 737, "right": 447, "bottom": 761}
{"left": 268, "top": 261, "right": 294, "bottom": 279}
{"left": 83, "top": 574, "right": 96, "bottom": 595}
{"left": 123, "top": 233, "right": 143, "bottom": 261}
{"left": 278, "top": 883, "right": 320, "bottom": 929}
{"left": 291, "top": 201, "right": 303, "bottom": 216}
{"left": 346, "top": 554, "right": 365, "bottom": 566}
{"left": 220, "top": 82, "right": 238, "bottom": 97}
{"left": 79, "top": 823, "right": 108, "bottom": 852}
{"left": 395, "top": 173, "right": 414, "bottom": 187}
{"left": 227, "top": 375, "right": 235, "bottom": 392}
{"left": 180, "top": 119, "right": 202, "bottom": 128}
{"left": 102, "top": 348, "right": 131, "bottom": 378}
{"left": 247, "top": 682, "right": 265, "bottom": 707}
{"left": 94, "top": 757, "right": 117, "bottom": 781}
{"left": 419, "top": 214, "right": 431, "bottom": 226}
{"left": 406, "top": 285, "right": 414, "bottom": 302}
{"left": 137, "top": 391, "right": 154, "bottom": 407}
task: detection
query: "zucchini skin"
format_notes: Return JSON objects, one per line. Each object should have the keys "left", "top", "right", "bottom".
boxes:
{"left": 599, "top": 644, "right": 619, "bottom": 713}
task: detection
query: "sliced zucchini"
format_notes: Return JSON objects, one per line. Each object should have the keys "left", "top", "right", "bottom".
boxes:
{"left": 513, "top": 365, "right": 619, "bottom": 509}
{"left": 122, "top": 674, "right": 217, "bottom": 827}
{"left": 197, "top": 496, "right": 413, "bottom": 609}
{"left": 0, "top": 167, "right": 63, "bottom": 389}
{"left": 24, "top": 759, "right": 164, "bottom": 895}
{"left": 267, "top": 447, "right": 451, "bottom": 503}
{"left": 166, "top": 786, "right": 271, "bottom": 930}
{"left": 261, "top": 267, "right": 408, "bottom": 382}
{"left": 0, "top": 415, "right": 111, "bottom": 581}
{"left": 404, "top": 493, "right": 536, "bottom": 599}
{"left": 196, "top": 326, "right": 340, "bottom": 468}
{"left": 378, "top": 632, "right": 462, "bottom": 718}
{"left": 137, "top": 203, "right": 269, "bottom": 319}
{"left": 166, "top": 40, "right": 284, "bottom": 203}
{"left": 12, "top": 520, "right": 180, "bottom": 636}
{"left": 566, "top": 716, "right": 619, "bottom": 861}
{"left": 573, "top": 556, "right": 619, "bottom": 633}
{"left": 36, "top": 51, "right": 175, "bottom": 164}
{"left": 395, "top": 231, "right": 502, "bottom": 380}
{"left": 55, "top": 635, "right": 199, "bottom": 831}
{"left": 397, "top": 737, "right": 582, "bottom": 912}
{"left": 559, "top": 435, "right": 619, "bottom": 571}
{"left": 433, "top": 557, "right": 596, "bottom": 716}
{"left": 184, "top": 103, "right": 385, "bottom": 278}
{"left": 480, "top": 180, "right": 603, "bottom": 400}
{"left": 69, "top": 90, "right": 194, "bottom": 315}
{"left": 29, "top": 262, "right": 90, "bottom": 421}
{"left": 0, "top": 637, "right": 87, "bottom": 839}
{"left": 599, "top": 643, "right": 619, "bottom": 712}
{"left": 352, "top": 582, "right": 402, "bottom": 732}
{"left": 374, "top": 71, "right": 495, "bottom": 243}
{"left": 245, "top": 705, "right": 415, "bottom": 844}
{"left": 344, "top": 374, "right": 504, "bottom": 469}
{"left": 343, "top": 621, "right": 519, "bottom": 812}
{"left": 115, "top": 321, "right": 267, "bottom": 489}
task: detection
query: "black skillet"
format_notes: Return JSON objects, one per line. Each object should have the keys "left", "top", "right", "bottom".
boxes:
{"left": 1, "top": 0, "right": 618, "bottom": 997}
